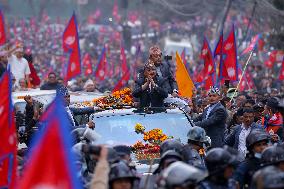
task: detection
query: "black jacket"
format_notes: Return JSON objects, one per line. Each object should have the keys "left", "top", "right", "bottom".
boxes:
{"left": 137, "top": 61, "right": 177, "bottom": 94}
{"left": 233, "top": 156, "right": 262, "bottom": 188}
{"left": 132, "top": 76, "right": 168, "bottom": 108}
{"left": 193, "top": 102, "right": 228, "bottom": 148}
{"left": 40, "top": 82, "right": 61, "bottom": 90}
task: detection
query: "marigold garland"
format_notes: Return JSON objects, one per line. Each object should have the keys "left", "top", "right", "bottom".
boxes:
{"left": 92, "top": 88, "right": 133, "bottom": 108}
{"left": 132, "top": 123, "right": 173, "bottom": 160}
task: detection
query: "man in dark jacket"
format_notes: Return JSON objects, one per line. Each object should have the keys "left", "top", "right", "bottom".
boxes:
{"left": 137, "top": 46, "right": 178, "bottom": 96}
{"left": 56, "top": 86, "right": 99, "bottom": 128}
{"left": 193, "top": 86, "right": 227, "bottom": 148}
{"left": 40, "top": 72, "right": 61, "bottom": 90}
{"left": 224, "top": 108, "right": 263, "bottom": 161}
{"left": 133, "top": 61, "right": 168, "bottom": 108}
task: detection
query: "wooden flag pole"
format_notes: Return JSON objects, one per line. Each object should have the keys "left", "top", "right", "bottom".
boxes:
{"left": 230, "top": 51, "right": 253, "bottom": 102}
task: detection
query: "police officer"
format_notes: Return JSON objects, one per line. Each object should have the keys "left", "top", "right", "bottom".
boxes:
{"left": 160, "top": 139, "right": 184, "bottom": 156}
{"left": 251, "top": 165, "right": 284, "bottom": 189}
{"left": 261, "top": 143, "right": 284, "bottom": 171}
{"left": 158, "top": 161, "right": 208, "bottom": 189}
{"left": 182, "top": 126, "right": 210, "bottom": 170}
{"left": 109, "top": 161, "right": 140, "bottom": 189}
{"left": 233, "top": 129, "right": 270, "bottom": 188}
{"left": 199, "top": 148, "right": 238, "bottom": 189}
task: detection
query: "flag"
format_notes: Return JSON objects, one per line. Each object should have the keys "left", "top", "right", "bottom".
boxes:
{"left": 112, "top": 70, "right": 130, "bottom": 92}
{"left": 95, "top": 47, "right": 107, "bottom": 81}
{"left": 18, "top": 95, "right": 82, "bottom": 189}
{"left": 279, "top": 58, "right": 284, "bottom": 80}
{"left": 214, "top": 32, "right": 223, "bottom": 57}
{"left": 0, "top": 10, "right": 6, "bottom": 45}
{"left": 264, "top": 50, "right": 284, "bottom": 69}
{"left": 200, "top": 38, "right": 214, "bottom": 75}
{"left": 62, "top": 13, "right": 81, "bottom": 82}
{"left": 241, "top": 34, "right": 261, "bottom": 55}
{"left": 181, "top": 48, "right": 186, "bottom": 65}
{"left": 237, "top": 67, "right": 255, "bottom": 92}
{"left": 0, "top": 70, "right": 17, "bottom": 189}
{"left": 82, "top": 53, "right": 93, "bottom": 76}
{"left": 215, "top": 26, "right": 238, "bottom": 81}
{"left": 245, "top": 71, "right": 255, "bottom": 90}
{"left": 175, "top": 52, "right": 195, "bottom": 98}
{"left": 120, "top": 46, "right": 128, "bottom": 75}
{"left": 28, "top": 61, "right": 41, "bottom": 86}
{"left": 112, "top": 46, "right": 130, "bottom": 91}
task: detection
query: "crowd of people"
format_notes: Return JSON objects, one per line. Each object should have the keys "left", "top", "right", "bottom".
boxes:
{"left": 11, "top": 43, "right": 284, "bottom": 189}
{"left": 1, "top": 6, "right": 284, "bottom": 189}
{"left": 0, "top": 10, "right": 283, "bottom": 94}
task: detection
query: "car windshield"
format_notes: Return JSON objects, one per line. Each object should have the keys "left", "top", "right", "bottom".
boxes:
{"left": 94, "top": 111, "right": 191, "bottom": 145}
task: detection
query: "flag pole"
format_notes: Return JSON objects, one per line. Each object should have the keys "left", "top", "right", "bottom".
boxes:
{"left": 230, "top": 51, "right": 253, "bottom": 102}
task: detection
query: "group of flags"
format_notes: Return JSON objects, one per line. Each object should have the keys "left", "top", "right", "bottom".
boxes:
{"left": 0, "top": 70, "right": 81, "bottom": 189}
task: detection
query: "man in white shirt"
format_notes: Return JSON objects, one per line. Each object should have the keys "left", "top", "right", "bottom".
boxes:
{"left": 224, "top": 108, "right": 263, "bottom": 160}
{"left": 6, "top": 44, "right": 30, "bottom": 86}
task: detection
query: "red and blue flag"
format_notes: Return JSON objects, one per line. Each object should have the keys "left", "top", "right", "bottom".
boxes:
{"left": 18, "top": 95, "right": 82, "bottom": 189}
{"left": 95, "top": 47, "right": 108, "bottom": 81}
{"left": 62, "top": 13, "right": 81, "bottom": 82}
{"left": 0, "top": 70, "right": 17, "bottom": 189}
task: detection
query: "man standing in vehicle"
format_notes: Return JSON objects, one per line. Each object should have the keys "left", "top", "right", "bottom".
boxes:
{"left": 132, "top": 60, "right": 168, "bottom": 108}
{"left": 137, "top": 46, "right": 178, "bottom": 97}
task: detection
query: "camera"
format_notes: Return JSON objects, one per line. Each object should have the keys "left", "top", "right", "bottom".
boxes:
{"left": 164, "top": 55, "right": 172, "bottom": 61}
{"left": 81, "top": 144, "right": 102, "bottom": 156}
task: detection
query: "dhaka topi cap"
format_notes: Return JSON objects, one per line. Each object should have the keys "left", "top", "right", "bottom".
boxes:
{"left": 208, "top": 86, "right": 221, "bottom": 96}
{"left": 149, "top": 45, "right": 162, "bottom": 56}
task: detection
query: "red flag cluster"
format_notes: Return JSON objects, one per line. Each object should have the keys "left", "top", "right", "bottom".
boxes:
{"left": 238, "top": 67, "right": 255, "bottom": 92}
{"left": 83, "top": 53, "right": 93, "bottom": 76}
{"left": 62, "top": 13, "right": 81, "bottom": 82}
{"left": 199, "top": 38, "right": 215, "bottom": 90}
{"left": 95, "top": 47, "right": 108, "bottom": 81}
{"left": 241, "top": 34, "right": 261, "bottom": 55}
{"left": 112, "top": 46, "right": 130, "bottom": 92}
{"left": 264, "top": 50, "right": 284, "bottom": 68}
{"left": 215, "top": 26, "right": 238, "bottom": 81}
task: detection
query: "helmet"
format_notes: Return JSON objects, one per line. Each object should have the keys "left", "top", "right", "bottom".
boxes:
{"left": 109, "top": 161, "right": 139, "bottom": 183}
{"left": 160, "top": 161, "right": 208, "bottom": 189}
{"left": 261, "top": 144, "right": 284, "bottom": 166}
{"left": 187, "top": 126, "right": 207, "bottom": 144}
{"left": 154, "top": 150, "right": 183, "bottom": 174}
{"left": 252, "top": 166, "right": 284, "bottom": 189}
{"left": 113, "top": 145, "right": 131, "bottom": 157}
{"left": 205, "top": 148, "right": 237, "bottom": 174}
{"left": 246, "top": 129, "right": 270, "bottom": 150}
{"left": 71, "top": 127, "right": 100, "bottom": 143}
{"left": 160, "top": 139, "right": 183, "bottom": 156}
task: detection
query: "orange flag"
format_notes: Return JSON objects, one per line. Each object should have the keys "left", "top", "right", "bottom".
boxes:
{"left": 175, "top": 52, "right": 195, "bottom": 98}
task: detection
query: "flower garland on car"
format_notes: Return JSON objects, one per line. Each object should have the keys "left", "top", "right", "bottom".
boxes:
{"left": 92, "top": 88, "right": 133, "bottom": 108}
{"left": 72, "top": 88, "right": 133, "bottom": 108}
{"left": 132, "top": 123, "right": 173, "bottom": 160}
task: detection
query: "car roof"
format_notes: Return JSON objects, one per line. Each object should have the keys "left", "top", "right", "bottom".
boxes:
{"left": 69, "top": 91, "right": 106, "bottom": 104}
{"left": 12, "top": 89, "right": 56, "bottom": 104}
{"left": 92, "top": 107, "right": 186, "bottom": 118}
